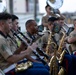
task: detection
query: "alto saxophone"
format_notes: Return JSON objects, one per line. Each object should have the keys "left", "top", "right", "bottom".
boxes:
{"left": 45, "top": 31, "right": 58, "bottom": 75}
{"left": 45, "top": 31, "right": 52, "bottom": 56}
{"left": 57, "top": 31, "right": 67, "bottom": 75}
{"left": 57, "top": 31, "right": 66, "bottom": 55}
{"left": 48, "top": 47, "right": 59, "bottom": 75}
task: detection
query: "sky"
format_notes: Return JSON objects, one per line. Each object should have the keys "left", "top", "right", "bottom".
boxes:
{"left": 39, "top": 0, "right": 76, "bottom": 13}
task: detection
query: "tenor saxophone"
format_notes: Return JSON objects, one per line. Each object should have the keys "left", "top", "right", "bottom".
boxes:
{"left": 48, "top": 31, "right": 66, "bottom": 75}
{"left": 57, "top": 31, "right": 66, "bottom": 55}
{"left": 45, "top": 31, "right": 52, "bottom": 55}
{"left": 57, "top": 31, "right": 67, "bottom": 75}
{"left": 48, "top": 47, "right": 59, "bottom": 75}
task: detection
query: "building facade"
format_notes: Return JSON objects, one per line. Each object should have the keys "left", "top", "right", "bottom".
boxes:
{"left": 5, "top": 0, "right": 42, "bottom": 32}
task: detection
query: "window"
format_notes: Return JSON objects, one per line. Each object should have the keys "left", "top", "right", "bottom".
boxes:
{"left": 26, "top": 0, "right": 39, "bottom": 13}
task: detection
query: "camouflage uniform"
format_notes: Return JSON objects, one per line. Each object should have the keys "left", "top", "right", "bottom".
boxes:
{"left": 0, "top": 33, "right": 17, "bottom": 70}
{"left": 24, "top": 32, "right": 43, "bottom": 48}
{"left": 42, "top": 15, "right": 51, "bottom": 31}
{"left": 40, "top": 31, "right": 58, "bottom": 57}
{"left": 42, "top": 15, "right": 49, "bottom": 25}
{"left": 68, "top": 30, "right": 76, "bottom": 53}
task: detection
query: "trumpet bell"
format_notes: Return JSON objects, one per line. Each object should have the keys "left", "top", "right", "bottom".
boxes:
{"left": 46, "top": 0, "right": 63, "bottom": 9}
{"left": 0, "top": 0, "right": 6, "bottom": 13}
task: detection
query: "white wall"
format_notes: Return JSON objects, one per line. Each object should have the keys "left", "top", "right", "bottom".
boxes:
{"left": 13, "top": 0, "right": 26, "bottom": 13}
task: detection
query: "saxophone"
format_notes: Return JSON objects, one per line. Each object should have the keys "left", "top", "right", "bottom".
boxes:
{"left": 45, "top": 31, "right": 57, "bottom": 62}
{"left": 48, "top": 45, "right": 59, "bottom": 75}
{"left": 57, "top": 31, "right": 67, "bottom": 75}
{"left": 45, "top": 31, "right": 58, "bottom": 75}
{"left": 57, "top": 31, "right": 66, "bottom": 55}
{"left": 45, "top": 31, "right": 52, "bottom": 56}
{"left": 48, "top": 31, "right": 67, "bottom": 75}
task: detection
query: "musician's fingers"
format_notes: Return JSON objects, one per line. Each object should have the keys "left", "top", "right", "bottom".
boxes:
{"left": 29, "top": 42, "right": 38, "bottom": 50}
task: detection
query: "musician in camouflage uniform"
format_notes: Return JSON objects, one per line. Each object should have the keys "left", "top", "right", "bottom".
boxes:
{"left": 41, "top": 5, "right": 55, "bottom": 31}
{"left": 64, "top": 19, "right": 76, "bottom": 75}
{"left": 65, "top": 19, "right": 76, "bottom": 54}
{"left": 41, "top": 16, "right": 73, "bottom": 75}
{"left": 57, "top": 14, "right": 75, "bottom": 75}
{"left": 0, "top": 13, "right": 50, "bottom": 75}
{"left": 41, "top": 16, "right": 59, "bottom": 57}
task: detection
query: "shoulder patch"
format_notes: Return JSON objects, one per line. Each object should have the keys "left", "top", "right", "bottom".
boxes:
{"left": 1, "top": 44, "right": 7, "bottom": 51}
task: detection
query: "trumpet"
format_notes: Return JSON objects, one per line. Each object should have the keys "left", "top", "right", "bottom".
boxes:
{"left": 11, "top": 29, "right": 47, "bottom": 65}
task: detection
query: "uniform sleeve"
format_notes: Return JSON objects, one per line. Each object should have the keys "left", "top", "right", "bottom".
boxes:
{"left": 69, "top": 32, "right": 76, "bottom": 38}
{"left": 42, "top": 16, "right": 47, "bottom": 24}
{"left": 0, "top": 38, "right": 13, "bottom": 59}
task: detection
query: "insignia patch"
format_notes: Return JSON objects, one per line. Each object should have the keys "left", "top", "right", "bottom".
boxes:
{"left": 73, "top": 34, "right": 76, "bottom": 37}
{"left": 1, "top": 44, "right": 7, "bottom": 51}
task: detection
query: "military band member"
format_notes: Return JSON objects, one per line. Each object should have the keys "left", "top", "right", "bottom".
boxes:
{"left": 11, "top": 15, "right": 45, "bottom": 63}
{"left": 65, "top": 19, "right": 76, "bottom": 75}
{"left": 0, "top": 13, "right": 50, "bottom": 75}
{"left": 41, "top": 5, "right": 54, "bottom": 31}
{"left": 65, "top": 19, "right": 76, "bottom": 55}
{"left": 41, "top": 16, "right": 74, "bottom": 75}
{"left": 11, "top": 15, "right": 50, "bottom": 72}
{"left": 24, "top": 19, "right": 48, "bottom": 59}
{"left": 41, "top": 16, "right": 59, "bottom": 57}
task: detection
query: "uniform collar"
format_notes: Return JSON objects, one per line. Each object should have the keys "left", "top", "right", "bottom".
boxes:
{"left": 0, "top": 31, "right": 7, "bottom": 38}
{"left": 27, "top": 32, "right": 36, "bottom": 41}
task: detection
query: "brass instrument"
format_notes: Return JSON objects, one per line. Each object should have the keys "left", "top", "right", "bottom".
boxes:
{"left": 48, "top": 42, "right": 58, "bottom": 75}
{"left": 44, "top": 32, "right": 55, "bottom": 63}
{"left": 58, "top": 66, "right": 66, "bottom": 75}
{"left": 45, "top": 31, "right": 52, "bottom": 56}
{"left": 57, "top": 31, "right": 67, "bottom": 75}
{"left": 57, "top": 31, "right": 66, "bottom": 55}
{"left": 46, "top": 0, "right": 66, "bottom": 75}
{"left": 59, "top": 50, "right": 66, "bottom": 64}
{"left": 15, "top": 61, "right": 33, "bottom": 72}
{"left": 46, "top": 0, "right": 63, "bottom": 9}
{"left": 0, "top": 0, "right": 6, "bottom": 13}
{"left": 44, "top": 31, "right": 58, "bottom": 75}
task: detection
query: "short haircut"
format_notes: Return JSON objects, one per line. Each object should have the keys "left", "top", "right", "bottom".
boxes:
{"left": 48, "top": 16, "right": 59, "bottom": 22}
{"left": 0, "top": 12, "right": 12, "bottom": 20}
{"left": 45, "top": 4, "right": 50, "bottom": 9}
{"left": 11, "top": 14, "right": 19, "bottom": 21}
{"left": 58, "top": 14, "right": 65, "bottom": 20}
{"left": 25, "top": 19, "right": 34, "bottom": 28}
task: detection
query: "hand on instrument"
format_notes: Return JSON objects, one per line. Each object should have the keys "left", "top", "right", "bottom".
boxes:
{"left": 30, "top": 42, "right": 38, "bottom": 50}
